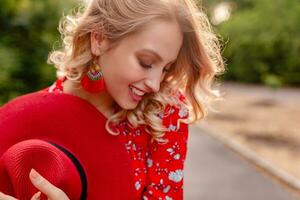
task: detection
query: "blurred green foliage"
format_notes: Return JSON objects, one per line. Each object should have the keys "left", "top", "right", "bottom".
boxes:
{"left": 0, "top": 0, "right": 299, "bottom": 105}
{"left": 0, "top": 0, "right": 76, "bottom": 105}
{"left": 203, "top": 0, "right": 300, "bottom": 88}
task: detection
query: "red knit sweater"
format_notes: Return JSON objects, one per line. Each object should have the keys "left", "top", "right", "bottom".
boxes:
{"left": 47, "top": 78, "right": 189, "bottom": 200}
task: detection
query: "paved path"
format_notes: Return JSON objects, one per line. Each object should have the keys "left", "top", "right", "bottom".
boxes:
{"left": 184, "top": 125, "right": 300, "bottom": 200}
{"left": 222, "top": 82, "right": 300, "bottom": 104}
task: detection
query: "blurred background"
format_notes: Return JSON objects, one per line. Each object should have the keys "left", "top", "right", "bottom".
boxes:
{"left": 0, "top": 0, "right": 76, "bottom": 104}
{"left": 0, "top": 0, "right": 299, "bottom": 103}
{"left": 0, "top": 0, "right": 299, "bottom": 199}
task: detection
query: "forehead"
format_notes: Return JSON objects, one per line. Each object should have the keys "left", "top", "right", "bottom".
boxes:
{"left": 121, "top": 19, "right": 183, "bottom": 62}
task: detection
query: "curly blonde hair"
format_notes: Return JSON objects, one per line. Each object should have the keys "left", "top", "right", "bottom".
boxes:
{"left": 48, "top": 0, "right": 225, "bottom": 143}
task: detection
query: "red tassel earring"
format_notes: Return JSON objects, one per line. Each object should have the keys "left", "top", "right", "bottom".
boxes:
{"left": 81, "top": 58, "right": 105, "bottom": 93}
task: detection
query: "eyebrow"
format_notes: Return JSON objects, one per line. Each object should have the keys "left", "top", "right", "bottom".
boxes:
{"left": 139, "top": 48, "right": 176, "bottom": 64}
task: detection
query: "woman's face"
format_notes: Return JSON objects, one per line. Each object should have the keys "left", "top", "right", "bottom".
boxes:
{"left": 93, "top": 19, "right": 183, "bottom": 110}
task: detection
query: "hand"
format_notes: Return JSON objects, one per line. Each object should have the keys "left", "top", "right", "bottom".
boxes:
{"left": 0, "top": 169, "right": 70, "bottom": 200}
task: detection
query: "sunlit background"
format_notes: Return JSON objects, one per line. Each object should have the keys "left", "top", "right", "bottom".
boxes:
{"left": 1, "top": 0, "right": 299, "bottom": 104}
{"left": 0, "top": 0, "right": 299, "bottom": 199}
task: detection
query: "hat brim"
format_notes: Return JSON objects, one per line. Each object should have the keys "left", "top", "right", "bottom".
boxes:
{"left": 0, "top": 139, "right": 84, "bottom": 200}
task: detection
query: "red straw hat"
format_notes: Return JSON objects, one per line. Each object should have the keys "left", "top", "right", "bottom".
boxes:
{"left": 0, "top": 92, "right": 135, "bottom": 200}
{"left": 0, "top": 139, "right": 83, "bottom": 199}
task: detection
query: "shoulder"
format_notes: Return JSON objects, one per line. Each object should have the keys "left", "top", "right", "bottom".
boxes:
{"left": 147, "top": 91, "right": 189, "bottom": 157}
{"left": 160, "top": 91, "right": 188, "bottom": 120}
{"left": 158, "top": 91, "right": 189, "bottom": 133}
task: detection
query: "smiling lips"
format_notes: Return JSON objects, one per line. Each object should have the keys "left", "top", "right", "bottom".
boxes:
{"left": 129, "top": 85, "right": 146, "bottom": 101}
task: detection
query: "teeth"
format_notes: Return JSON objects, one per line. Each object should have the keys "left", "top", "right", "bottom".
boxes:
{"left": 130, "top": 86, "right": 144, "bottom": 96}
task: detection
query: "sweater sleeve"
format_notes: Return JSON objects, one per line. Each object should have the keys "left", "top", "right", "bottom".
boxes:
{"left": 142, "top": 104, "right": 189, "bottom": 200}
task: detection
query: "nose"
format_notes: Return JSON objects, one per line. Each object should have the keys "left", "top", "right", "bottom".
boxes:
{"left": 145, "top": 75, "right": 161, "bottom": 93}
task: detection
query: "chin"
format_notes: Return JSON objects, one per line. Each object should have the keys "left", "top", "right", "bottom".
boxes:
{"left": 117, "top": 101, "right": 138, "bottom": 110}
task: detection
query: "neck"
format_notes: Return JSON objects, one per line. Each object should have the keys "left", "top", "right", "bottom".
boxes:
{"left": 63, "top": 79, "right": 115, "bottom": 118}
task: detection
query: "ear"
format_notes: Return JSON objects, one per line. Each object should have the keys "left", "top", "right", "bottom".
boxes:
{"left": 90, "top": 32, "right": 111, "bottom": 56}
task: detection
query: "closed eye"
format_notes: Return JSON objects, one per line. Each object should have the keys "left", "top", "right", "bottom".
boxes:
{"left": 139, "top": 61, "right": 172, "bottom": 73}
{"left": 139, "top": 61, "right": 152, "bottom": 69}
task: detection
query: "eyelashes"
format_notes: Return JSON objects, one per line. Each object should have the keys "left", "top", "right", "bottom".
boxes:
{"left": 139, "top": 62, "right": 152, "bottom": 69}
{"left": 139, "top": 61, "right": 171, "bottom": 73}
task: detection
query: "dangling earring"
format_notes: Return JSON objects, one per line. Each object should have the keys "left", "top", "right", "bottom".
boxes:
{"left": 81, "top": 58, "right": 105, "bottom": 93}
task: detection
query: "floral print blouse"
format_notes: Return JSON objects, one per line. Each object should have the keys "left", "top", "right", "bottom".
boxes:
{"left": 47, "top": 78, "right": 189, "bottom": 200}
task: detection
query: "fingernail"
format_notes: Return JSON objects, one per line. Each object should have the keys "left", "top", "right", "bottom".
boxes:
{"left": 35, "top": 191, "right": 41, "bottom": 200}
{"left": 30, "top": 168, "right": 40, "bottom": 179}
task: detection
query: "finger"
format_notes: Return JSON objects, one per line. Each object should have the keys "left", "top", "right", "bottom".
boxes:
{"left": 0, "top": 192, "right": 18, "bottom": 200}
{"left": 30, "top": 191, "right": 41, "bottom": 200}
{"left": 29, "top": 169, "right": 69, "bottom": 200}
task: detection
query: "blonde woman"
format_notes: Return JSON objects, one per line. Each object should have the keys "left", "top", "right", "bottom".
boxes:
{"left": 0, "top": 0, "right": 224, "bottom": 199}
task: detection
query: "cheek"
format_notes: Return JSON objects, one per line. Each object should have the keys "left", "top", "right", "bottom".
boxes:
{"left": 101, "top": 43, "right": 147, "bottom": 86}
{"left": 103, "top": 57, "right": 143, "bottom": 91}
{"left": 118, "top": 58, "right": 145, "bottom": 82}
